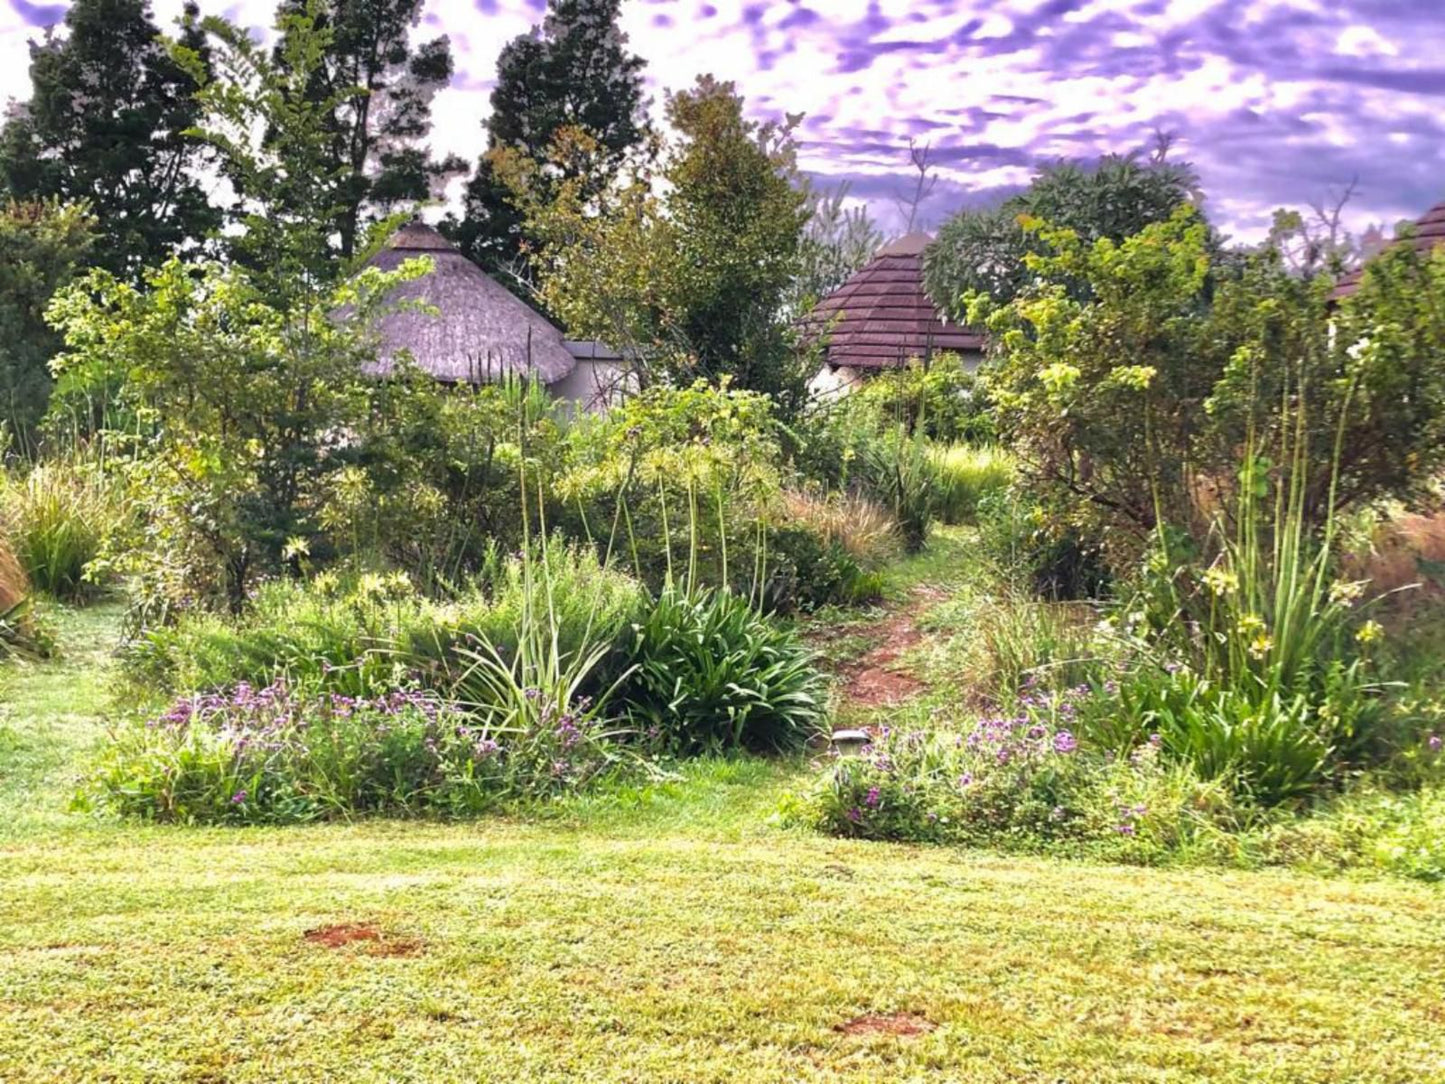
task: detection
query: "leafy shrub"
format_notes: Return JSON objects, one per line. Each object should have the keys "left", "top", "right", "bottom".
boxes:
{"left": 807, "top": 709, "right": 1231, "bottom": 861}
{"left": 927, "top": 444, "right": 1014, "bottom": 524}
{"left": 758, "top": 525, "right": 884, "bottom": 613}
{"left": 617, "top": 588, "right": 827, "bottom": 754}
{"left": 81, "top": 680, "right": 629, "bottom": 824}
{"left": 557, "top": 381, "right": 784, "bottom": 599}
{"left": 976, "top": 487, "right": 1111, "bottom": 600}
{"left": 1039, "top": 671, "right": 1357, "bottom": 809}
{"left": 0, "top": 458, "right": 127, "bottom": 600}
{"left": 124, "top": 544, "right": 646, "bottom": 699}
{"left": 1250, "top": 783, "right": 1445, "bottom": 881}
{"left": 853, "top": 354, "right": 994, "bottom": 443}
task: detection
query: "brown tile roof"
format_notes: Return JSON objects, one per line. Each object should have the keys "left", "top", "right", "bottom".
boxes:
{"left": 1331, "top": 200, "right": 1445, "bottom": 301}
{"left": 807, "top": 232, "right": 986, "bottom": 369}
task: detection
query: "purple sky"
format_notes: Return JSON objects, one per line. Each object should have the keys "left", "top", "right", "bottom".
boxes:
{"left": 4, "top": 0, "right": 1444, "bottom": 240}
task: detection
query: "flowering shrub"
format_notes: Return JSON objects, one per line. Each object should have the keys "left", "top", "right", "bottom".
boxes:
{"left": 81, "top": 679, "right": 627, "bottom": 824}
{"left": 808, "top": 695, "right": 1230, "bottom": 861}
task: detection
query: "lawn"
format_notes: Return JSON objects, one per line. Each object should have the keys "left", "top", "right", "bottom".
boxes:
{"left": 1, "top": 604, "right": 1442, "bottom": 1082}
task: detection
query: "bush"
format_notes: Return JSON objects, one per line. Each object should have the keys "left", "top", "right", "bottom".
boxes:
{"left": 81, "top": 679, "right": 629, "bottom": 824}
{"left": 557, "top": 380, "right": 785, "bottom": 600}
{"left": 853, "top": 354, "right": 994, "bottom": 443}
{"left": 758, "top": 524, "right": 884, "bottom": 613}
{"left": 927, "top": 444, "right": 1014, "bottom": 524}
{"left": 617, "top": 588, "right": 827, "bottom": 754}
{"left": 976, "top": 488, "right": 1111, "bottom": 600}
{"left": 124, "top": 543, "right": 647, "bottom": 700}
{"left": 806, "top": 709, "right": 1232, "bottom": 861}
{"left": 0, "top": 458, "right": 127, "bottom": 600}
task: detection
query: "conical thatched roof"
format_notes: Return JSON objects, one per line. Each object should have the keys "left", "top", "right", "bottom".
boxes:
{"left": 1331, "top": 200, "right": 1445, "bottom": 301}
{"left": 365, "top": 221, "right": 577, "bottom": 385}
{"left": 807, "top": 233, "right": 985, "bottom": 369}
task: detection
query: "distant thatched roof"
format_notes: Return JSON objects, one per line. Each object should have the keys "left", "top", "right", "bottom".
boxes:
{"left": 806, "top": 233, "right": 985, "bottom": 369}
{"left": 1331, "top": 199, "right": 1445, "bottom": 301}
{"left": 365, "top": 221, "right": 577, "bottom": 385}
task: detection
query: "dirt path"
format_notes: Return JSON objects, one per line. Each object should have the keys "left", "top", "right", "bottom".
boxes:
{"left": 830, "top": 585, "right": 946, "bottom": 709}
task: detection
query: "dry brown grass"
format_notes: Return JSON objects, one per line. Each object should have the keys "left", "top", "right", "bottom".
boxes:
{"left": 1343, "top": 510, "right": 1445, "bottom": 600}
{"left": 781, "top": 489, "right": 903, "bottom": 566}
{"left": 0, "top": 529, "right": 28, "bottom": 614}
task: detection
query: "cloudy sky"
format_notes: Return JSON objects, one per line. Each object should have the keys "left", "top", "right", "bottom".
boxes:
{"left": 3, "top": 0, "right": 1444, "bottom": 240}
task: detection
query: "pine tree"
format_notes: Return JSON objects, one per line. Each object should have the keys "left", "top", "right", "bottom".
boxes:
{"left": 448, "top": 0, "right": 649, "bottom": 282}
{"left": 0, "top": 200, "right": 94, "bottom": 446}
{"left": 0, "top": 0, "right": 217, "bottom": 279}
{"left": 272, "top": 0, "right": 465, "bottom": 259}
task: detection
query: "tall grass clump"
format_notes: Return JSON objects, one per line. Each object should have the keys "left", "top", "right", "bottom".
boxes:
{"left": 780, "top": 490, "right": 901, "bottom": 566}
{"left": 0, "top": 458, "right": 127, "bottom": 601}
{"left": 1080, "top": 367, "right": 1406, "bottom": 806}
{"left": 857, "top": 430, "right": 936, "bottom": 552}
{"left": 927, "top": 444, "right": 1014, "bottom": 524}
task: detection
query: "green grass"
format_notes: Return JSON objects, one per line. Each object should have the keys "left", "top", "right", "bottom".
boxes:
{"left": 1, "top": 604, "right": 1442, "bottom": 1082}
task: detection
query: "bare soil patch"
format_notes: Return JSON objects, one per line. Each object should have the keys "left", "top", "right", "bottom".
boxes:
{"left": 833, "top": 586, "right": 946, "bottom": 708}
{"left": 303, "top": 922, "right": 423, "bottom": 957}
{"left": 836, "top": 1011, "right": 935, "bottom": 1037}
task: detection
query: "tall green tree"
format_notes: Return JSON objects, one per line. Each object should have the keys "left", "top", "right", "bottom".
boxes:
{"left": 501, "top": 76, "right": 810, "bottom": 413}
{"left": 448, "top": 0, "right": 649, "bottom": 283}
{"left": 925, "top": 145, "right": 1202, "bottom": 319}
{"left": 273, "top": 0, "right": 464, "bottom": 259}
{"left": 0, "top": 200, "right": 94, "bottom": 447}
{"left": 174, "top": 1, "right": 363, "bottom": 305}
{"left": 0, "top": 0, "right": 217, "bottom": 279}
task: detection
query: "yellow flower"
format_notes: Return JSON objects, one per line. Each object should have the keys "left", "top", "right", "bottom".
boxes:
{"left": 1236, "top": 613, "right": 1265, "bottom": 637}
{"left": 1355, "top": 620, "right": 1384, "bottom": 645}
{"left": 1248, "top": 633, "right": 1274, "bottom": 659}
{"left": 1202, "top": 565, "right": 1239, "bottom": 596}
{"left": 1329, "top": 579, "right": 1367, "bottom": 608}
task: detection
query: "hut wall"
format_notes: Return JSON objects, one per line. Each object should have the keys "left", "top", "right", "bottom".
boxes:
{"left": 548, "top": 358, "right": 637, "bottom": 414}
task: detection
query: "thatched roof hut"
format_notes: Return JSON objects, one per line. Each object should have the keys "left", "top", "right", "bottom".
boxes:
{"left": 365, "top": 221, "right": 577, "bottom": 385}
{"left": 807, "top": 233, "right": 985, "bottom": 370}
{"left": 1331, "top": 199, "right": 1445, "bottom": 301}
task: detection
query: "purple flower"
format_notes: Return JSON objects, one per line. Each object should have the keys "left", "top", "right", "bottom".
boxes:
{"left": 1115, "top": 823, "right": 1136, "bottom": 836}
{"left": 1052, "top": 731, "right": 1077, "bottom": 754}
{"left": 864, "top": 786, "right": 881, "bottom": 809}
{"left": 846, "top": 807, "right": 862, "bottom": 824}
{"left": 1428, "top": 734, "right": 1442, "bottom": 753}
{"left": 958, "top": 772, "right": 974, "bottom": 788}
{"left": 1148, "top": 733, "right": 1162, "bottom": 748}
{"left": 230, "top": 790, "right": 247, "bottom": 804}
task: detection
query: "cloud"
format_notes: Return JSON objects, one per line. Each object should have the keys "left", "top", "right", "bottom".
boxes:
{"left": 0, "top": 0, "right": 1441, "bottom": 241}
{"left": 7, "top": 0, "right": 65, "bottom": 26}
